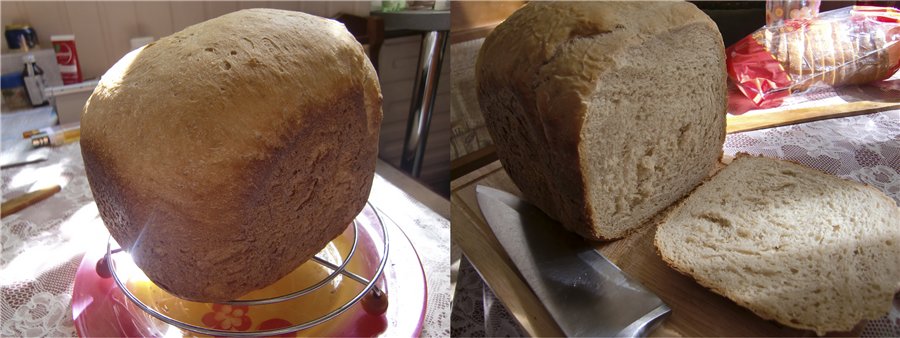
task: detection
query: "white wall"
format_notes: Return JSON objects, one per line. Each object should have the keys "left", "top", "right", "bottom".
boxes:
{"left": 0, "top": 1, "right": 374, "bottom": 79}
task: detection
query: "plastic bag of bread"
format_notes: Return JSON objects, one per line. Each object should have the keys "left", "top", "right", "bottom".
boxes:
{"left": 727, "top": 5, "right": 900, "bottom": 108}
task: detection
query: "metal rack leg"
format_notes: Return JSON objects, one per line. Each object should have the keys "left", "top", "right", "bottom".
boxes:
{"left": 400, "top": 30, "right": 448, "bottom": 177}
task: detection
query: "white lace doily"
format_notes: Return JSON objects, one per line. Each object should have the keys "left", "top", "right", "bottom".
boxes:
{"left": 0, "top": 143, "right": 451, "bottom": 337}
{"left": 369, "top": 174, "right": 452, "bottom": 337}
{"left": 452, "top": 110, "right": 900, "bottom": 337}
{"left": 1, "top": 141, "right": 89, "bottom": 338}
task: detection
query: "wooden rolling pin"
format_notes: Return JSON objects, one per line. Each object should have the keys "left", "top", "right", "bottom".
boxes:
{"left": 1, "top": 185, "right": 61, "bottom": 218}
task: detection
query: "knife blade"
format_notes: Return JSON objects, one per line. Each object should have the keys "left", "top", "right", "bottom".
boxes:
{"left": 476, "top": 185, "right": 670, "bottom": 337}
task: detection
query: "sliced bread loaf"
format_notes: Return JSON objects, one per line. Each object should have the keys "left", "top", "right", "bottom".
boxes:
{"left": 655, "top": 155, "right": 900, "bottom": 335}
{"left": 476, "top": 1, "right": 727, "bottom": 240}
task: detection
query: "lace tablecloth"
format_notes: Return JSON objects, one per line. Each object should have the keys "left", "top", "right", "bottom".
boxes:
{"left": 451, "top": 110, "right": 900, "bottom": 337}
{"left": 0, "top": 142, "right": 451, "bottom": 337}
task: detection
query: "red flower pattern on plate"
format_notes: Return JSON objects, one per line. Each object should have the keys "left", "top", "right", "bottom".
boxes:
{"left": 201, "top": 304, "right": 252, "bottom": 331}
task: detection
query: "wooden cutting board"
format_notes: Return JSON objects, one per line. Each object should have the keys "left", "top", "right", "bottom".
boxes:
{"left": 451, "top": 158, "right": 864, "bottom": 337}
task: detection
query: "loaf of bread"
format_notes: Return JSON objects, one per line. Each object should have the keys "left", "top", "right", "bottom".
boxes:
{"left": 81, "top": 9, "right": 383, "bottom": 302}
{"left": 476, "top": 2, "right": 727, "bottom": 240}
{"left": 655, "top": 155, "right": 900, "bottom": 335}
{"left": 750, "top": 8, "right": 900, "bottom": 92}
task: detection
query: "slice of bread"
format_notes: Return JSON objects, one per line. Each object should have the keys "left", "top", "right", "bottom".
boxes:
{"left": 477, "top": 1, "right": 726, "bottom": 240}
{"left": 655, "top": 155, "right": 900, "bottom": 335}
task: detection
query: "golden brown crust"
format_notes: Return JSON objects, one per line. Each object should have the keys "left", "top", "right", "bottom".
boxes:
{"left": 477, "top": 2, "right": 599, "bottom": 239}
{"left": 81, "top": 9, "right": 382, "bottom": 302}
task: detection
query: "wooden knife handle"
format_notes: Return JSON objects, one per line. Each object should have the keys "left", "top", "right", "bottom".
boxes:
{"left": 1, "top": 185, "right": 61, "bottom": 218}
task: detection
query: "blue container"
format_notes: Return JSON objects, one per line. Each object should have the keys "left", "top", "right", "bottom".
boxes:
{"left": 5, "top": 24, "right": 38, "bottom": 50}
{"left": 1, "top": 72, "right": 24, "bottom": 89}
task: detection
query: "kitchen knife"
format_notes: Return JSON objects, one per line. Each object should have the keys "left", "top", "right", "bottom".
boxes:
{"left": 476, "top": 185, "right": 670, "bottom": 337}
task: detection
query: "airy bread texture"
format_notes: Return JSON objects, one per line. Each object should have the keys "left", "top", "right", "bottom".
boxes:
{"left": 81, "top": 9, "right": 382, "bottom": 302}
{"left": 655, "top": 155, "right": 900, "bottom": 335}
{"left": 477, "top": 2, "right": 727, "bottom": 240}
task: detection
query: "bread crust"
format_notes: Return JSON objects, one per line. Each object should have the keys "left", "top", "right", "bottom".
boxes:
{"left": 81, "top": 9, "right": 383, "bottom": 302}
{"left": 477, "top": 2, "right": 725, "bottom": 240}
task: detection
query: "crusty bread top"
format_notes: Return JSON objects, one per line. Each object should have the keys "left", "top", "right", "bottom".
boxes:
{"left": 477, "top": 1, "right": 724, "bottom": 240}
{"left": 655, "top": 155, "right": 900, "bottom": 335}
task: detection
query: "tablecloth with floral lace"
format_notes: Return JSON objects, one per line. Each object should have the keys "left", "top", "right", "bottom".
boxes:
{"left": 0, "top": 140, "right": 451, "bottom": 337}
{"left": 451, "top": 109, "right": 900, "bottom": 337}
